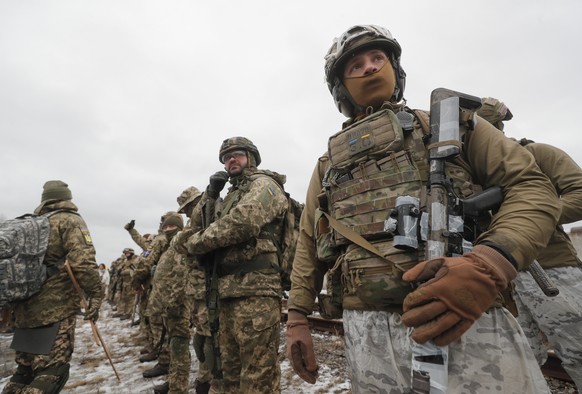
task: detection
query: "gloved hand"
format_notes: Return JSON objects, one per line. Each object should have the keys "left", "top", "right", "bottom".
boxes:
{"left": 192, "top": 332, "right": 206, "bottom": 362}
{"left": 206, "top": 171, "right": 229, "bottom": 199}
{"left": 286, "top": 310, "right": 318, "bottom": 384}
{"left": 84, "top": 293, "right": 102, "bottom": 321}
{"left": 401, "top": 244, "right": 517, "bottom": 346}
{"left": 170, "top": 228, "right": 193, "bottom": 255}
{"left": 124, "top": 220, "right": 135, "bottom": 231}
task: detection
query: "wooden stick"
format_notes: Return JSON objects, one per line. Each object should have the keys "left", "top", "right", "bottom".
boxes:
{"left": 64, "top": 260, "right": 121, "bottom": 382}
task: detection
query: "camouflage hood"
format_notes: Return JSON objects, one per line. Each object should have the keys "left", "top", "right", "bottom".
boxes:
{"left": 35, "top": 199, "right": 79, "bottom": 215}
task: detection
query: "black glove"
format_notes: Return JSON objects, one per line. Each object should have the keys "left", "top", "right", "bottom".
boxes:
{"left": 207, "top": 171, "right": 229, "bottom": 199}
{"left": 193, "top": 332, "right": 206, "bottom": 362}
{"left": 84, "top": 293, "right": 102, "bottom": 321}
{"left": 124, "top": 220, "right": 135, "bottom": 231}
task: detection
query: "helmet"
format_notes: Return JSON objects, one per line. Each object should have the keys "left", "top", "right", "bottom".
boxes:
{"left": 219, "top": 136, "right": 261, "bottom": 166}
{"left": 324, "top": 25, "right": 406, "bottom": 117}
{"left": 123, "top": 248, "right": 134, "bottom": 254}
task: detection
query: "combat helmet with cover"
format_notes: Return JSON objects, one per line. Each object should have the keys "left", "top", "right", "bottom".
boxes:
{"left": 324, "top": 24, "right": 407, "bottom": 118}
{"left": 219, "top": 136, "right": 262, "bottom": 167}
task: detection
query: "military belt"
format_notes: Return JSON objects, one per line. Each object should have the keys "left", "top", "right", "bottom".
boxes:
{"left": 217, "top": 260, "right": 278, "bottom": 277}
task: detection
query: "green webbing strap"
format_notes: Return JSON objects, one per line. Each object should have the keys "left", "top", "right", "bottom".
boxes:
{"left": 322, "top": 212, "right": 394, "bottom": 266}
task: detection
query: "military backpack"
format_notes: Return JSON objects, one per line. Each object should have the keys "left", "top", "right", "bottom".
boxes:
{"left": 0, "top": 210, "right": 73, "bottom": 307}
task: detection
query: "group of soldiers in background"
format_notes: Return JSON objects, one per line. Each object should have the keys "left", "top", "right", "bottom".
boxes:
{"left": 105, "top": 191, "right": 214, "bottom": 394}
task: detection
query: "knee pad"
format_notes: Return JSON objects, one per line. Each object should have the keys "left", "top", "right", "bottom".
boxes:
{"left": 28, "top": 363, "right": 70, "bottom": 394}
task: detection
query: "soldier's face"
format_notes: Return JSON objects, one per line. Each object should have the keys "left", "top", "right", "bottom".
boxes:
{"left": 342, "top": 48, "right": 396, "bottom": 109}
{"left": 224, "top": 151, "right": 248, "bottom": 176}
{"left": 343, "top": 48, "right": 389, "bottom": 79}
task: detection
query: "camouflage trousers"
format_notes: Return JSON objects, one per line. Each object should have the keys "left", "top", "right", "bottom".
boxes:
{"left": 192, "top": 298, "right": 213, "bottom": 384}
{"left": 515, "top": 266, "right": 582, "bottom": 390}
{"left": 2, "top": 315, "right": 76, "bottom": 394}
{"left": 138, "top": 289, "right": 152, "bottom": 346}
{"left": 163, "top": 301, "right": 194, "bottom": 394}
{"left": 147, "top": 295, "right": 169, "bottom": 364}
{"left": 218, "top": 296, "right": 281, "bottom": 394}
{"left": 343, "top": 308, "right": 550, "bottom": 394}
{"left": 117, "top": 281, "right": 134, "bottom": 315}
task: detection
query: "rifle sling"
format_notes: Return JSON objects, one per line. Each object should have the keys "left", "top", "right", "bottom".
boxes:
{"left": 323, "top": 212, "right": 393, "bottom": 266}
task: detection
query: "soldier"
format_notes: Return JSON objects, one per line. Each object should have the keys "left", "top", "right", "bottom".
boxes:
{"left": 515, "top": 141, "right": 582, "bottom": 390}
{"left": 478, "top": 98, "right": 582, "bottom": 390}
{"left": 152, "top": 189, "right": 203, "bottom": 394}
{"left": 172, "top": 186, "right": 218, "bottom": 394}
{"left": 182, "top": 137, "right": 288, "bottom": 393}
{"left": 112, "top": 248, "right": 138, "bottom": 319}
{"left": 132, "top": 212, "right": 175, "bottom": 361}
{"left": 107, "top": 253, "right": 125, "bottom": 307}
{"left": 140, "top": 212, "right": 184, "bottom": 382}
{"left": 286, "top": 25, "right": 559, "bottom": 393}
{"left": 2, "top": 180, "right": 102, "bottom": 394}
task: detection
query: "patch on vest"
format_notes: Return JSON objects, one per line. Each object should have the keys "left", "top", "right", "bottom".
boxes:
{"left": 347, "top": 126, "right": 375, "bottom": 155}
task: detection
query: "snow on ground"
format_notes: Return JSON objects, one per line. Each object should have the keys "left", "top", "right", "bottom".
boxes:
{"left": 1, "top": 302, "right": 351, "bottom": 393}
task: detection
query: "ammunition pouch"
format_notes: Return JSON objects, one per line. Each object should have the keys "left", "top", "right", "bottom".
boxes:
{"left": 317, "top": 256, "right": 344, "bottom": 320}
{"left": 341, "top": 241, "right": 417, "bottom": 308}
{"left": 314, "top": 208, "right": 340, "bottom": 263}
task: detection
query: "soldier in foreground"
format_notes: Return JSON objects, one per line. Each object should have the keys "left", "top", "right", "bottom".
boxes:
{"left": 2, "top": 180, "right": 102, "bottom": 394}
{"left": 181, "top": 137, "right": 288, "bottom": 393}
{"left": 286, "top": 25, "right": 559, "bottom": 393}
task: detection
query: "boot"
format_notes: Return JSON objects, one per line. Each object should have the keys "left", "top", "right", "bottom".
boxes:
{"left": 119, "top": 314, "right": 131, "bottom": 320}
{"left": 153, "top": 381, "right": 169, "bottom": 394}
{"left": 194, "top": 379, "right": 211, "bottom": 394}
{"left": 142, "top": 363, "right": 169, "bottom": 378}
{"left": 139, "top": 350, "right": 158, "bottom": 363}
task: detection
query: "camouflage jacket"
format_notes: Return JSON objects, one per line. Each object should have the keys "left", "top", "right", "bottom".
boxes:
{"left": 13, "top": 200, "right": 102, "bottom": 328}
{"left": 187, "top": 169, "right": 288, "bottom": 298}
{"left": 287, "top": 108, "right": 560, "bottom": 315}
{"left": 128, "top": 227, "right": 151, "bottom": 251}
{"left": 523, "top": 142, "right": 582, "bottom": 268}
{"left": 131, "top": 233, "right": 169, "bottom": 289}
{"left": 119, "top": 254, "right": 138, "bottom": 284}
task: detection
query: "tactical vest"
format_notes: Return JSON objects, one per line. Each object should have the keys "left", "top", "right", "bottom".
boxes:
{"left": 317, "top": 104, "right": 477, "bottom": 313}
{"left": 216, "top": 170, "right": 285, "bottom": 277}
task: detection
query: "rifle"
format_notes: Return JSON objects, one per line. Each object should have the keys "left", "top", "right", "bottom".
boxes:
{"left": 412, "top": 88, "right": 559, "bottom": 393}
{"left": 411, "top": 88, "right": 483, "bottom": 394}
{"left": 201, "top": 197, "right": 223, "bottom": 379}
{"left": 64, "top": 260, "right": 121, "bottom": 382}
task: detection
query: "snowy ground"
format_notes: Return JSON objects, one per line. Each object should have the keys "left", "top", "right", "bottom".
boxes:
{"left": 2, "top": 304, "right": 576, "bottom": 393}
{"left": 0, "top": 303, "right": 351, "bottom": 393}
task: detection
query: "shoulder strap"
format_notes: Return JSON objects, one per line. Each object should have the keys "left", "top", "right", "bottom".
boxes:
{"left": 43, "top": 209, "right": 79, "bottom": 218}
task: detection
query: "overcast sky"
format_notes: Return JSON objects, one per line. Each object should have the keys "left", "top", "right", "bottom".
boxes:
{"left": 1, "top": 0, "right": 581, "bottom": 265}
